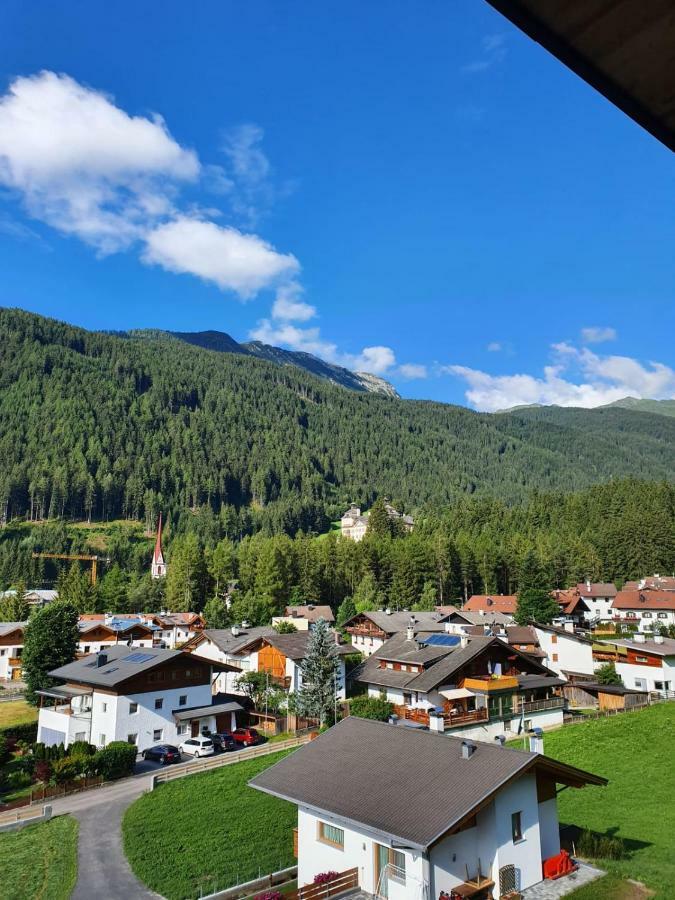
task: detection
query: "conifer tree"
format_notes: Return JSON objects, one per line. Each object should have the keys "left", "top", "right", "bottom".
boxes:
{"left": 336, "top": 595, "right": 357, "bottom": 626}
{"left": 297, "top": 618, "right": 340, "bottom": 725}
{"left": 0, "top": 579, "right": 29, "bottom": 621}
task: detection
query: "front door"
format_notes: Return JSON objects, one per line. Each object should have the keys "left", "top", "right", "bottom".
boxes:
{"left": 191, "top": 719, "right": 199, "bottom": 737}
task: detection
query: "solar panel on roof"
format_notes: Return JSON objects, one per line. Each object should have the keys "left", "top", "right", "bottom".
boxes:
{"left": 124, "top": 652, "right": 156, "bottom": 663}
{"left": 420, "top": 634, "right": 461, "bottom": 647}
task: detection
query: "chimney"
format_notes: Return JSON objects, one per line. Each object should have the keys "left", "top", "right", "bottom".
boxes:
{"left": 406, "top": 618, "right": 415, "bottom": 642}
{"left": 494, "top": 734, "right": 506, "bottom": 747}
{"left": 529, "top": 727, "right": 544, "bottom": 754}
{"left": 96, "top": 652, "right": 108, "bottom": 668}
{"left": 461, "top": 740, "right": 477, "bottom": 760}
{"left": 563, "top": 621, "right": 575, "bottom": 633}
{"left": 638, "top": 579, "right": 646, "bottom": 590}
{"left": 231, "top": 624, "right": 240, "bottom": 637}
{"left": 385, "top": 608, "right": 392, "bottom": 616}
{"left": 654, "top": 634, "right": 664, "bottom": 644}
{"left": 478, "top": 609, "right": 485, "bottom": 616}
{"left": 634, "top": 633, "right": 645, "bottom": 642}
{"left": 586, "top": 579, "right": 591, "bottom": 591}
{"left": 460, "top": 635, "right": 469, "bottom": 649}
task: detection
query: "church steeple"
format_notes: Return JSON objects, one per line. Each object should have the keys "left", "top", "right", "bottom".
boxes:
{"left": 151, "top": 513, "right": 167, "bottom": 579}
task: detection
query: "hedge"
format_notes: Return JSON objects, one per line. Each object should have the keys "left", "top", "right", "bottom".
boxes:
{"left": 0, "top": 722, "right": 38, "bottom": 744}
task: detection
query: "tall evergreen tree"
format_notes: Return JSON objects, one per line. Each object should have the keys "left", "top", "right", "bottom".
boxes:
{"left": 297, "top": 618, "right": 341, "bottom": 725}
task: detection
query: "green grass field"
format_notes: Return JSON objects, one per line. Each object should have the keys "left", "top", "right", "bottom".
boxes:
{"left": 542, "top": 704, "right": 675, "bottom": 899}
{"left": 0, "top": 701, "right": 37, "bottom": 729}
{"left": 123, "top": 750, "right": 297, "bottom": 899}
{"left": 0, "top": 815, "right": 78, "bottom": 900}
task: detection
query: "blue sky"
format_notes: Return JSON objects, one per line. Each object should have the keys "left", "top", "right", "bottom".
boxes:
{"left": 0, "top": 0, "right": 673, "bottom": 410}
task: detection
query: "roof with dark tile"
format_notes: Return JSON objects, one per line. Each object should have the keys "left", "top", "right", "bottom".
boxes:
{"left": 249, "top": 717, "right": 606, "bottom": 849}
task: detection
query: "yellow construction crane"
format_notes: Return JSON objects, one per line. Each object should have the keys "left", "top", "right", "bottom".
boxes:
{"left": 31, "top": 553, "right": 102, "bottom": 584}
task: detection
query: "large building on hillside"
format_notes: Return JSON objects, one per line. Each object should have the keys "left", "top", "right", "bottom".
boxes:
{"left": 340, "top": 502, "right": 414, "bottom": 542}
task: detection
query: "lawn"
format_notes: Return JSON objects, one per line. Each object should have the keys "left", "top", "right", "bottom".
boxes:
{"left": 123, "top": 750, "right": 298, "bottom": 899}
{"left": 540, "top": 704, "right": 675, "bottom": 900}
{"left": 0, "top": 815, "right": 79, "bottom": 900}
{"left": 0, "top": 701, "right": 37, "bottom": 729}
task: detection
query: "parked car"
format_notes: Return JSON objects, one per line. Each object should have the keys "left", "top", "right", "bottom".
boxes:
{"left": 208, "top": 731, "right": 237, "bottom": 752}
{"left": 178, "top": 736, "right": 215, "bottom": 757}
{"left": 232, "top": 727, "right": 263, "bottom": 747}
{"left": 142, "top": 744, "right": 181, "bottom": 765}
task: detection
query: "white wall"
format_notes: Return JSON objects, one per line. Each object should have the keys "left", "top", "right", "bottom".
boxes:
{"left": 491, "top": 773, "right": 544, "bottom": 892}
{"left": 533, "top": 629, "right": 595, "bottom": 677}
{"left": 538, "top": 798, "right": 560, "bottom": 860}
{"left": 89, "top": 682, "right": 212, "bottom": 751}
{"left": 367, "top": 684, "right": 405, "bottom": 705}
{"left": 615, "top": 656, "right": 675, "bottom": 692}
{"left": 349, "top": 633, "right": 385, "bottom": 657}
{"left": 78, "top": 636, "right": 154, "bottom": 654}
{"left": 297, "top": 807, "right": 427, "bottom": 897}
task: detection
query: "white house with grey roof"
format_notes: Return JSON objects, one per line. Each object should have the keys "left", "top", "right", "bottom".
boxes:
{"left": 250, "top": 717, "right": 606, "bottom": 898}
{"left": 344, "top": 610, "right": 450, "bottom": 657}
{"left": 36, "top": 646, "right": 241, "bottom": 752}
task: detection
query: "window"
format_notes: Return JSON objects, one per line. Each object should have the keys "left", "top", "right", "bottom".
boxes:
{"left": 552, "top": 653, "right": 559, "bottom": 662}
{"left": 129, "top": 702, "right": 138, "bottom": 714}
{"left": 643, "top": 612, "right": 652, "bottom": 618}
{"left": 658, "top": 613, "right": 667, "bottom": 619}
{"left": 654, "top": 681, "right": 670, "bottom": 691}
{"left": 74, "top": 731, "right": 86, "bottom": 741}
{"left": 636, "top": 657, "right": 648, "bottom": 663}
{"left": 390, "top": 848, "right": 406, "bottom": 884}
{"left": 99, "top": 734, "right": 106, "bottom": 746}
{"left": 635, "top": 678, "right": 647, "bottom": 690}
{"left": 511, "top": 811, "right": 523, "bottom": 843}
{"left": 84, "top": 645, "right": 90, "bottom": 653}
{"left": 386, "top": 662, "right": 393, "bottom": 669}
{"left": 318, "top": 821, "right": 344, "bottom": 848}
{"left": 154, "top": 698, "right": 164, "bottom": 710}
{"left": 153, "top": 729, "right": 163, "bottom": 741}
{"left": 179, "top": 695, "right": 187, "bottom": 706}
{"left": 127, "top": 733, "right": 138, "bottom": 745}
{"left": 0, "top": 649, "right": 5, "bottom": 656}
{"left": 177, "top": 724, "right": 188, "bottom": 736}
{"left": 101, "top": 701, "right": 107, "bottom": 713}
{"left": 551, "top": 634, "right": 558, "bottom": 644}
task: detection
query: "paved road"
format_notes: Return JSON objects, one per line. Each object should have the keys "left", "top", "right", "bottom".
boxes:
{"left": 71, "top": 795, "right": 162, "bottom": 900}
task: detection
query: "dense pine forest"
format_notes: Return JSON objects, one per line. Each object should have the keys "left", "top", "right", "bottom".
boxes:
{"left": 1, "top": 308, "right": 674, "bottom": 537}
{"left": 0, "top": 309, "right": 673, "bottom": 623}
{"left": 1, "top": 478, "right": 673, "bottom": 625}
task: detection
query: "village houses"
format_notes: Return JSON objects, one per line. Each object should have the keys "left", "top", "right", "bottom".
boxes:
{"left": 0, "top": 621, "right": 26, "bottom": 681}
{"left": 340, "top": 502, "right": 414, "bottom": 542}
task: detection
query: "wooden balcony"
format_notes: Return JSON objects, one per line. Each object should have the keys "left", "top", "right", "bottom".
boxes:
{"left": 393, "top": 705, "right": 489, "bottom": 728}
{"left": 288, "top": 868, "right": 359, "bottom": 899}
{"left": 516, "top": 696, "right": 565, "bottom": 713}
{"left": 346, "top": 624, "right": 384, "bottom": 638}
{"left": 463, "top": 675, "right": 518, "bottom": 692}
{"left": 8, "top": 658, "right": 22, "bottom": 667}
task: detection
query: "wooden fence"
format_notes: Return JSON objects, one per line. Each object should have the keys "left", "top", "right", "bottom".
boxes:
{"left": 152, "top": 735, "right": 312, "bottom": 788}
{"left": 0, "top": 804, "right": 52, "bottom": 831}
{"left": 0, "top": 775, "right": 105, "bottom": 813}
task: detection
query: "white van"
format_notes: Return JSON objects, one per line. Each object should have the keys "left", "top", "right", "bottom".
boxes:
{"left": 178, "top": 735, "right": 215, "bottom": 758}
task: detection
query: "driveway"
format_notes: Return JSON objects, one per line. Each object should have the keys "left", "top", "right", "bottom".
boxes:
{"left": 71, "top": 795, "right": 162, "bottom": 900}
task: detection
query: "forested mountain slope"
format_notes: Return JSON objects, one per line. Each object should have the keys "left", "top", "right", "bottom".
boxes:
{"left": 0, "top": 308, "right": 673, "bottom": 534}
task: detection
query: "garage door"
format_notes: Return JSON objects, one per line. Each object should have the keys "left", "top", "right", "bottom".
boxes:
{"left": 39, "top": 726, "right": 67, "bottom": 747}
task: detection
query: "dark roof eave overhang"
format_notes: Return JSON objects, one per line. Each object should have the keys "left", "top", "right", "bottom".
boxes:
{"left": 484, "top": 0, "right": 675, "bottom": 153}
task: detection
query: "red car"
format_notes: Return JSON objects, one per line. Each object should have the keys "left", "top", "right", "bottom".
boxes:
{"left": 232, "top": 727, "right": 263, "bottom": 747}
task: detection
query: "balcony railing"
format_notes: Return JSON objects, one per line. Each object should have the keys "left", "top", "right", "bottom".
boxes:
{"left": 463, "top": 675, "right": 519, "bottom": 692}
{"left": 393, "top": 705, "right": 489, "bottom": 728}
{"left": 516, "top": 696, "right": 566, "bottom": 713}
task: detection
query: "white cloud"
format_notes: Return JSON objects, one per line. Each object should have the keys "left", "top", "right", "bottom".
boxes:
{"left": 444, "top": 342, "right": 675, "bottom": 412}
{"left": 272, "top": 283, "right": 316, "bottom": 322}
{"left": 249, "top": 317, "right": 398, "bottom": 375}
{"left": 222, "top": 123, "right": 270, "bottom": 183}
{"left": 398, "top": 363, "right": 428, "bottom": 379}
{"left": 581, "top": 326, "right": 617, "bottom": 344}
{"left": 487, "top": 341, "right": 502, "bottom": 352}
{"left": 461, "top": 33, "right": 507, "bottom": 74}
{"left": 143, "top": 217, "right": 299, "bottom": 296}
{"left": 0, "top": 71, "right": 198, "bottom": 253}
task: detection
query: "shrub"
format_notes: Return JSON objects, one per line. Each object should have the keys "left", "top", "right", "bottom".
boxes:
{"left": 0, "top": 722, "right": 38, "bottom": 745}
{"left": 0, "top": 734, "right": 9, "bottom": 767}
{"left": 93, "top": 741, "right": 137, "bottom": 780}
{"left": 7, "top": 770, "right": 32, "bottom": 789}
{"left": 577, "top": 829, "right": 626, "bottom": 860}
{"left": 34, "top": 760, "right": 52, "bottom": 782}
{"left": 32, "top": 742, "right": 46, "bottom": 761}
{"left": 50, "top": 757, "right": 81, "bottom": 784}
{"left": 68, "top": 740, "right": 96, "bottom": 758}
{"left": 349, "top": 695, "right": 394, "bottom": 721}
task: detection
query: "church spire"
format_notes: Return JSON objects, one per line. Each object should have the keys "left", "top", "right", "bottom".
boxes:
{"left": 151, "top": 513, "right": 167, "bottom": 579}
